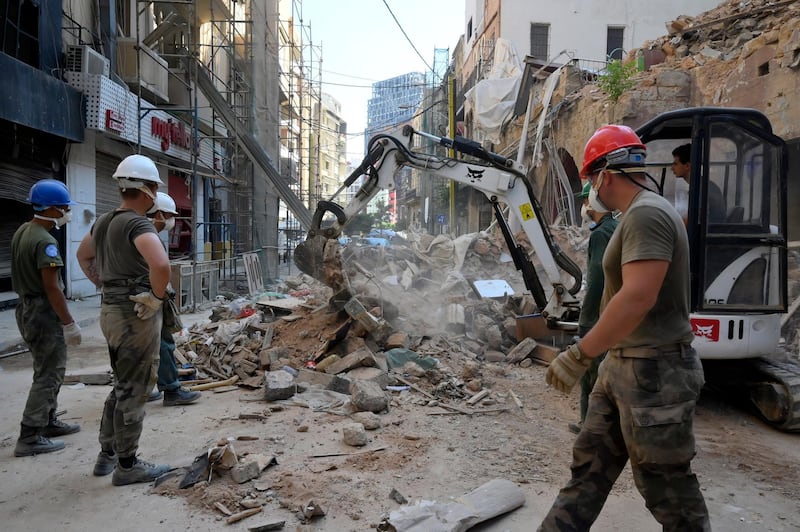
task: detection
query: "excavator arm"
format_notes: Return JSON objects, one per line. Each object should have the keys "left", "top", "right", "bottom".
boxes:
{"left": 294, "top": 126, "right": 582, "bottom": 325}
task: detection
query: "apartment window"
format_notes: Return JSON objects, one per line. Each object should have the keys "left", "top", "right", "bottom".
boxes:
{"left": 1, "top": 0, "right": 40, "bottom": 67}
{"left": 530, "top": 23, "right": 549, "bottom": 60}
{"left": 607, "top": 27, "right": 625, "bottom": 60}
{"left": 467, "top": 18, "right": 472, "bottom": 41}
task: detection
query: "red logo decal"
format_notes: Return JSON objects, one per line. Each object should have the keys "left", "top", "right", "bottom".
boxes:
{"left": 691, "top": 318, "right": 719, "bottom": 342}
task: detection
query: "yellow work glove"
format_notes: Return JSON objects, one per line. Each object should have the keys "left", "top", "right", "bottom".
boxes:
{"left": 546, "top": 344, "right": 592, "bottom": 393}
{"left": 129, "top": 291, "right": 164, "bottom": 320}
{"left": 62, "top": 322, "right": 82, "bottom": 346}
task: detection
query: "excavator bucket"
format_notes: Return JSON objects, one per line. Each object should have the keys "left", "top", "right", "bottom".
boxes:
{"left": 294, "top": 235, "right": 350, "bottom": 294}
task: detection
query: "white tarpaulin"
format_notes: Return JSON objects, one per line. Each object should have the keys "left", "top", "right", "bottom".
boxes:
{"left": 464, "top": 38, "right": 523, "bottom": 144}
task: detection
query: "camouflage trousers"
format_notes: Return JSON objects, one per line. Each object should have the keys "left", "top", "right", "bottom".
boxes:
{"left": 579, "top": 353, "right": 605, "bottom": 423}
{"left": 16, "top": 295, "right": 67, "bottom": 428}
{"left": 540, "top": 345, "right": 711, "bottom": 532}
{"left": 98, "top": 301, "right": 161, "bottom": 458}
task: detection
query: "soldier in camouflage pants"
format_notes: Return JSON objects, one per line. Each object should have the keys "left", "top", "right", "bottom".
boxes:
{"left": 16, "top": 297, "right": 68, "bottom": 427}
{"left": 97, "top": 298, "right": 161, "bottom": 459}
{"left": 542, "top": 127, "right": 710, "bottom": 530}
{"left": 541, "top": 345, "right": 708, "bottom": 531}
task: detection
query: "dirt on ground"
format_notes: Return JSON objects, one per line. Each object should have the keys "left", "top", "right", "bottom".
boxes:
{"left": 0, "top": 232, "right": 799, "bottom": 531}
{"left": 1, "top": 305, "right": 799, "bottom": 532}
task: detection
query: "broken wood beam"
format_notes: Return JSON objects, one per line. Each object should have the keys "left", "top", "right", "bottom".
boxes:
{"left": 466, "top": 389, "right": 490, "bottom": 405}
{"left": 226, "top": 507, "right": 262, "bottom": 524}
{"left": 189, "top": 375, "right": 239, "bottom": 391}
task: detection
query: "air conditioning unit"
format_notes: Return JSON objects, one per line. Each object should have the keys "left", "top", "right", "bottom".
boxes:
{"left": 65, "top": 45, "right": 110, "bottom": 76}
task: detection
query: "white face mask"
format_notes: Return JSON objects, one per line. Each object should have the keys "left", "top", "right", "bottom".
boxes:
{"left": 163, "top": 217, "right": 176, "bottom": 233}
{"left": 34, "top": 207, "right": 72, "bottom": 229}
{"left": 580, "top": 204, "right": 593, "bottom": 224}
{"left": 588, "top": 172, "right": 612, "bottom": 213}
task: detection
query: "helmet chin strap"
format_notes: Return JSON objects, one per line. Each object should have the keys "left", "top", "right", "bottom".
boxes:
{"left": 605, "top": 167, "right": 663, "bottom": 196}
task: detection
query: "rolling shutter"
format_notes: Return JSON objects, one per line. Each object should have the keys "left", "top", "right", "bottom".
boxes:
{"left": 95, "top": 153, "right": 122, "bottom": 216}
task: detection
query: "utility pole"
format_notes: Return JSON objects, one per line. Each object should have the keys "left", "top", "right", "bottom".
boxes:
{"left": 448, "top": 73, "right": 456, "bottom": 235}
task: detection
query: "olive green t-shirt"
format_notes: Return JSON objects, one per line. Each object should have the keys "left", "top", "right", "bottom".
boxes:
{"left": 600, "top": 190, "right": 694, "bottom": 348}
{"left": 92, "top": 209, "right": 157, "bottom": 299}
{"left": 11, "top": 222, "right": 64, "bottom": 297}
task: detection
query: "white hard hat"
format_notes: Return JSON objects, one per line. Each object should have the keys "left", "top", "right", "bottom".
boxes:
{"left": 153, "top": 192, "right": 178, "bottom": 214}
{"left": 113, "top": 154, "right": 165, "bottom": 186}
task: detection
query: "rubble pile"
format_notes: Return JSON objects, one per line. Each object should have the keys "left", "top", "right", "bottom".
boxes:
{"left": 634, "top": 0, "right": 800, "bottom": 98}
{"left": 171, "top": 225, "right": 586, "bottom": 401}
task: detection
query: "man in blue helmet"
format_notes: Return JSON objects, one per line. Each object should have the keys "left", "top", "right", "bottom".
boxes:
{"left": 12, "top": 179, "right": 82, "bottom": 457}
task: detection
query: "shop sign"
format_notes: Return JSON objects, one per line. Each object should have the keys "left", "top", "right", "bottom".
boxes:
{"left": 151, "top": 116, "right": 192, "bottom": 151}
{"left": 105, "top": 109, "right": 125, "bottom": 134}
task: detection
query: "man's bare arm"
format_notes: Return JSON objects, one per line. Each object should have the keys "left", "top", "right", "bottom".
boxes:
{"left": 578, "top": 259, "right": 670, "bottom": 358}
{"left": 133, "top": 232, "right": 170, "bottom": 299}
{"left": 76, "top": 232, "right": 101, "bottom": 288}
{"left": 41, "top": 267, "right": 74, "bottom": 325}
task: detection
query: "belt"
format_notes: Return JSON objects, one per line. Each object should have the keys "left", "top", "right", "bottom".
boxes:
{"left": 607, "top": 343, "right": 691, "bottom": 359}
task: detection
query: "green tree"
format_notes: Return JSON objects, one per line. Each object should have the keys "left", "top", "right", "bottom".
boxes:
{"left": 597, "top": 59, "right": 638, "bottom": 102}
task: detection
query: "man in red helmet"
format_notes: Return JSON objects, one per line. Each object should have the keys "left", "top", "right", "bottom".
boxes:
{"left": 540, "top": 125, "right": 709, "bottom": 531}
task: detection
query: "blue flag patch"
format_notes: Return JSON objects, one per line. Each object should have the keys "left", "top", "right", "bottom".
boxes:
{"left": 45, "top": 244, "right": 59, "bottom": 258}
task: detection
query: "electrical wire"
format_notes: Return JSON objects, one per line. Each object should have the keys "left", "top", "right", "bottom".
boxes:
{"left": 380, "top": 0, "right": 436, "bottom": 78}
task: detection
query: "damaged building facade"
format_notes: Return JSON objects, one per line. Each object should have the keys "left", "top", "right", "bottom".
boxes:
{"left": 0, "top": 0, "right": 331, "bottom": 306}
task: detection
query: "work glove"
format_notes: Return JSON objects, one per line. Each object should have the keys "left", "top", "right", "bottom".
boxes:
{"left": 129, "top": 291, "right": 164, "bottom": 320}
{"left": 62, "top": 322, "right": 82, "bottom": 346}
{"left": 546, "top": 344, "right": 592, "bottom": 394}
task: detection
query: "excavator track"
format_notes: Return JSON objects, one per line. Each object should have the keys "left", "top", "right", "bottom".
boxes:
{"left": 703, "top": 357, "right": 800, "bottom": 432}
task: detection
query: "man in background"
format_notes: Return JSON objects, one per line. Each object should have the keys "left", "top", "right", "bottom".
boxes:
{"left": 568, "top": 182, "right": 617, "bottom": 434}
{"left": 146, "top": 192, "right": 201, "bottom": 407}
{"left": 672, "top": 143, "right": 726, "bottom": 224}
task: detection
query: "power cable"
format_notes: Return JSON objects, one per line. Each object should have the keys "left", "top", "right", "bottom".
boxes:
{"left": 380, "top": 0, "right": 436, "bottom": 78}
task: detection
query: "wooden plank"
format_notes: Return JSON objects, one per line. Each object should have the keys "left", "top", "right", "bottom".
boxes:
{"left": 466, "top": 389, "right": 490, "bottom": 405}
{"left": 189, "top": 375, "right": 239, "bottom": 391}
{"left": 226, "top": 507, "right": 262, "bottom": 524}
{"left": 310, "top": 445, "right": 388, "bottom": 459}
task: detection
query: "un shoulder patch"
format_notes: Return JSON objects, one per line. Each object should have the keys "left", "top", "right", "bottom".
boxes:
{"left": 45, "top": 244, "right": 59, "bottom": 258}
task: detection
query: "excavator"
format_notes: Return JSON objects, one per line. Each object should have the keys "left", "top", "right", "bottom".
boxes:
{"left": 294, "top": 107, "right": 800, "bottom": 432}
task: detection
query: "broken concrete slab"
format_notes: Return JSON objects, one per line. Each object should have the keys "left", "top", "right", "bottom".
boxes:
{"left": 506, "top": 337, "right": 537, "bottom": 364}
{"left": 295, "top": 367, "right": 352, "bottom": 395}
{"left": 264, "top": 370, "right": 297, "bottom": 401}
{"left": 350, "top": 379, "right": 389, "bottom": 413}
{"left": 345, "top": 366, "right": 391, "bottom": 388}
{"left": 231, "top": 454, "right": 277, "bottom": 484}
{"left": 383, "top": 478, "right": 525, "bottom": 532}
{"left": 324, "top": 347, "right": 376, "bottom": 375}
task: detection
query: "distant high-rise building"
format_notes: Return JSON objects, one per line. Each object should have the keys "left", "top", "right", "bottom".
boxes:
{"left": 366, "top": 72, "right": 425, "bottom": 147}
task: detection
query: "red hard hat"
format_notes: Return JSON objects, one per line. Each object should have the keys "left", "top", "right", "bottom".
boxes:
{"left": 580, "top": 125, "right": 646, "bottom": 177}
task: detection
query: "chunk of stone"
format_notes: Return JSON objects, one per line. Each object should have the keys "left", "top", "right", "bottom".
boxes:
{"left": 342, "top": 423, "right": 368, "bottom": 446}
{"left": 350, "top": 379, "right": 389, "bottom": 413}
{"left": 264, "top": 370, "right": 296, "bottom": 401}
{"left": 351, "top": 411, "right": 382, "bottom": 430}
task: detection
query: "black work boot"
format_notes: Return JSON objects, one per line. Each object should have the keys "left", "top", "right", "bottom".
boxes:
{"left": 14, "top": 424, "right": 65, "bottom": 457}
{"left": 163, "top": 387, "right": 201, "bottom": 407}
{"left": 41, "top": 410, "right": 81, "bottom": 437}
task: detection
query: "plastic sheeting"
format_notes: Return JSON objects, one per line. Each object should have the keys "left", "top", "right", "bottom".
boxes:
{"left": 464, "top": 38, "right": 523, "bottom": 145}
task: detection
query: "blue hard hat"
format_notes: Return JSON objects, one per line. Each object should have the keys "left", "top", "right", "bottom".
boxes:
{"left": 28, "top": 179, "right": 75, "bottom": 210}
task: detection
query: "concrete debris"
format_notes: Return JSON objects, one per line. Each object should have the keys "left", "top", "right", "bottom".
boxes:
{"left": 350, "top": 380, "right": 390, "bottom": 413}
{"left": 350, "top": 411, "right": 382, "bottom": 430}
{"left": 342, "top": 423, "right": 369, "bottom": 446}
{"left": 379, "top": 478, "right": 525, "bottom": 532}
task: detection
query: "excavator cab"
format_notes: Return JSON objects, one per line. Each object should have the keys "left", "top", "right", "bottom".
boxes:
{"left": 638, "top": 108, "right": 799, "bottom": 431}
{"left": 637, "top": 107, "right": 787, "bottom": 357}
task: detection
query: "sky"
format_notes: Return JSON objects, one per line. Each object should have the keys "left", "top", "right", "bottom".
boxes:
{"left": 296, "top": 0, "right": 465, "bottom": 162}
